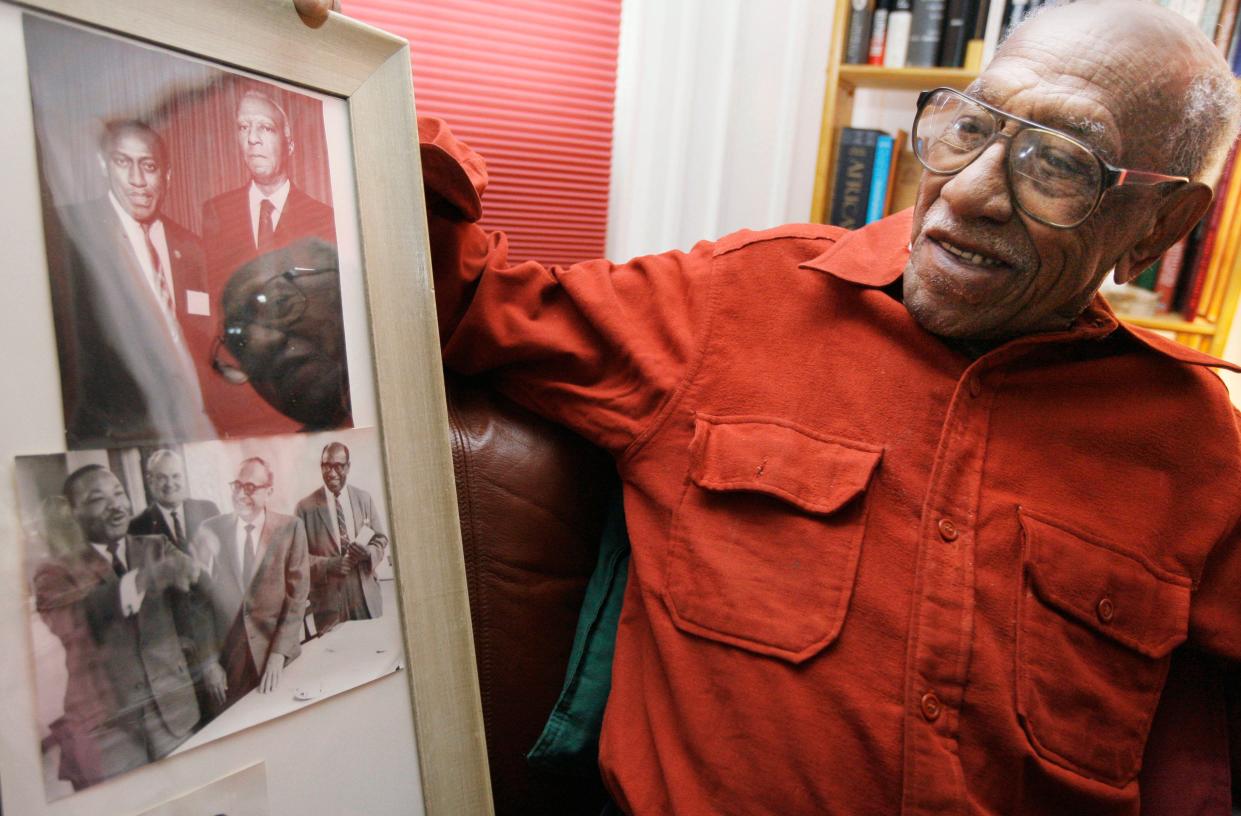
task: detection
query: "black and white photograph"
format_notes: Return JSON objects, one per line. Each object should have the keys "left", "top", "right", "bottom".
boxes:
{"left": 15, "top": 427, "right": 401, "bottom": 801}
{"left": 135, "top": 762, "right": 268, "bottom": 816}
{"left": 24, "top": 12, "right": 354, "bottom": 450}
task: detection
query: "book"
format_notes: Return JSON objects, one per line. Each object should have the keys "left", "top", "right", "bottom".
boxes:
{"left": 883, "top": 130, "right": 908, "bottom": 215}
{"left": 980, "top": 0, "right": 1008, "bottom": 67}
{"left": 884, "top": 0, "right": 915, "bottom": 67}
{"left": 939, "top": 0, "right": 975, "bottom": 66}
{"left": 908, "top": 0, "right": 948, "bottom": 66}
{"left": 1155, "top": 237, "right": 1190, "bottom": 312}
{"left": 888, "top": 145, "right": 922, "bottom": 214}
{"left": 1214, "top": 0, "right": 1239, "bottom": 52}
{"left": 867, "top": 134, "right": 896, "bottom": 223}
{"left": 830, "top": 128, "right": 882, "bottom": 229}
{"left": 1131, "top": 261, "right": 1159, "bottom": 291}
{"left": 845, "top": 0, "right": 877, "bottom": 64}
{"left": 868, "top": 0, "right": 892, "bottom": 65}
{"left": 1181, "top": 142, "right": 1241, "bottom": 315}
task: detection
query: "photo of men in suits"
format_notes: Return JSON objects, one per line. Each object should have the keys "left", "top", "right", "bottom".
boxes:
{"left": 295, "top": 441, "right": 389, "bottom": 632}
{"left": 192, "top": 457, "right": 310, "bottom": 706}
{"left": 33, "top": 464, "right": 204, "bottom": 790}
{"left": 129, "top": 448, "right": 220, "bottom": 551}
{"left": 44, "top": 119, "right": 216, "bottom": 450}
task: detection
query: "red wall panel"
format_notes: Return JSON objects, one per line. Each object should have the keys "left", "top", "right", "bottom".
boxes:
{"left": 343, "top": 0, "right": 621, "bottom": 266}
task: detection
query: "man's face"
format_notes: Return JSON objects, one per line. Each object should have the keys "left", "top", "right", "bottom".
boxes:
{"left": 70, "top": 470, "right": 132, "bottom": 545}
{"left": 904, "top": 12, "right": 1179, "bottom": 339}
{"left": 236, "top": 95, "right": 290, "bottom": 184}
{"left": 101, "top": 130, "right": 166, "bottom": 223}
{"left": 220, "top": 239, "right": 349, "bottom": 428}
{"left": 321, "top": 448, "right": 349, "bottom": 493}
{"left": 147, "top": 456, "right": 186, "bottom": 509}
{"left": 231, "top": 461, "right": 272, "bottom": 522}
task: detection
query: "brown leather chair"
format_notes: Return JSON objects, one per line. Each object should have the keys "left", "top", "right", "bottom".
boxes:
{"left": 446, "top": 373, "right": 611, "bottom": 816}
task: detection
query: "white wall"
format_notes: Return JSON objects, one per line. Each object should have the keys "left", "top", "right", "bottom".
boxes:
{"left": 606, "top": 0, "right": 836, "bottom": 260}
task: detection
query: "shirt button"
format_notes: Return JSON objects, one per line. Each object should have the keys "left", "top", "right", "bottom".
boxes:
{"left": 937, "top": 518, "right": 959, "bottom": 541}
{"left": 920, "top": 692, "right": 942, "bottom": 722}
{"left": 968, "top": 374, "right": 982, "bottom": 397}
{"left": 1096, "top": 596, "right": 1115, "bottom": 623}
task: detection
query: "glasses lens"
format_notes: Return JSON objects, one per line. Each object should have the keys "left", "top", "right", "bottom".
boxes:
{"left": 1009, "top": 129, "right": 1102, "bottom": 228}
{"left": 915, "top": 90, "right": 996, "bottom": 173}
{"left": 252, "top": 275, "right": 307, "bottom": 328}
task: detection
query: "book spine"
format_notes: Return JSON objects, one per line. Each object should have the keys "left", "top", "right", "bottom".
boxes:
{"left": 981, "top": 0, "right": 1008, "bottom": 66}
{"left": 907, "top": 0, "right": 948, "bottom": 66}
{"left": 938, "top": 0, "right": 973, "bottom": 66}
{"left": 845, "top": 0, "right": 876, "bottom": 63}
{"left": 830, "top": 128, "right": 880, "bottom": 229}
{"left": 1154, "top": 237, "right": 1189, "bottom": 312}
{"left": 883, "top": 129, "right": 906, "bottom": 215}
{"left": 867, "top": 135, "right": 896, "bottom": 223}
{"left": 1214, "top": 0, "right": 1239, "bottom": 50}
{"left": 868, "top": 0, "right": 892, "bottom": 64}
{"left": 884, "top": 0, "right": 914, "bottom": 67}
{"left": 1184, "top": 143, "right": 1240, "bottom": 315}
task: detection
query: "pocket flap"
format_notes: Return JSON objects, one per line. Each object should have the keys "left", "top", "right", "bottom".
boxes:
{"left": 690, "top": 415, "right": 882, "bottom": 514}
{"left": 1020, "top": 510, "right": 1190, "bottom": 659}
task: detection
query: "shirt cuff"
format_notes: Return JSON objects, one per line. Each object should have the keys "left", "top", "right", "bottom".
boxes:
{"left": 119, "top": 570, "right": 145, "bottom": 616}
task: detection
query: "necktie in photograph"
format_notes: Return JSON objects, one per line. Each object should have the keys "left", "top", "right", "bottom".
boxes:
{"left": 333, "top": 491, "right": 350, "bottom": 550}
{"left": 141, "top": 220, "right": 175, "bottom": 317}
{"left": 243, "top": 523, "right": 256, "bottom": 585}
{"left": 171, "top": 509, "right": 186, "bottom": 549}
{"left": 257, "top": 198, "right": 276, "bottom": 253}
{"left": 106, "top": 541, "right": 125, "bottom": 578}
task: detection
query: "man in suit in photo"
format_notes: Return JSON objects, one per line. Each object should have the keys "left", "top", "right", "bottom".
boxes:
{"left": 128, "top": 449, "right": 219, "bottom": 552}
{"left": 294, "top": 441, "right": 389, "bottom": 632}
{"left": 46, "top": 119, "right": 215, "bottom": 449}
{"left": 200, "top": 89, "right": 337, "bottom": 437}
{"left": 191, "top": 457, "right": 310, "bottom": 706}
{"left": 200, "top": 89, "right": 336, "bottom": 290}
{"left": 34, "top": 464, "right": 206, "bottom": 790}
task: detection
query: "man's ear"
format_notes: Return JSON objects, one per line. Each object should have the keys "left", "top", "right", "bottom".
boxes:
{"left": 1114, "top": 181, "right": 1214, "bottom": 284}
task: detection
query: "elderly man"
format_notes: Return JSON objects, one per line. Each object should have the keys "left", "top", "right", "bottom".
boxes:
{"left": 201, "top": 89, "right": 335, "bottom": 288}
{"left": 129, "top": 449, "right": 220, "bottom": 551}
{"left": 45, "top": 119, "right": 214, "bottom": 449}
{"left": 34, "top": 465, "right": 203, "bottom": 789}
{"left": 294, "top": 441, "right": 389, "bottom": 631}
{"left": 192, "top": 457, "right": 309, "bottom": 706}
{"left": 211, "top": 237, "right": 351, "bottom": 429}
{"left": 407, "top": 0, "right": 1241, "bottom": 812}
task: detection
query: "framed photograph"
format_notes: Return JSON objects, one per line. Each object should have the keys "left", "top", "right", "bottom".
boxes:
{"left": 0, "top": 2, "right": 488, "bottom": 815}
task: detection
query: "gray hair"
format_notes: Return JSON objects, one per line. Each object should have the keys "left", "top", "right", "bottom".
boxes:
{"left": 145, "top": 448, "right": 183, "bottom": 474}
{"left": 239, "top": 89, "right": 292, "bottom": 142}
{"left": 238, "top": 456, "right": 274, "bottom": 486}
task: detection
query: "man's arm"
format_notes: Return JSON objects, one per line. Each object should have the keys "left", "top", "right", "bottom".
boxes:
{"left": 421, "top": 117, "right": 716, "bottom": 456}
{"left": 270, "top": 517, "right": 312, "bottom": 663}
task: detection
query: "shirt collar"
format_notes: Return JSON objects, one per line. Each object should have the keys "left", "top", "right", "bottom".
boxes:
{"left": 236, "top": 510, "right": 265, "bottom": 537}
{"left": 249, "top": 178, "right": 291, "bottom": 213}
{"left": 107, "top": 191, "right": 163, "bottom": 235}
{"left": 800, "top": 209, "right": 1239, "bottom": 373}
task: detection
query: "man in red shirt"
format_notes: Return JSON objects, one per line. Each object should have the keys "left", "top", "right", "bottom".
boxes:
{"left": 318, "top": 1, "right": 1239, "bottom": 812}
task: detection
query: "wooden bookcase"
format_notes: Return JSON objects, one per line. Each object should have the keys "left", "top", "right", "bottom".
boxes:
{"left": 809, "top": 0, "right": 1241, "bottom": 354}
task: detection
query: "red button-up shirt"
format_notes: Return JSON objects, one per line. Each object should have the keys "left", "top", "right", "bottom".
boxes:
{"left": 421, "top": 118, "right": 1241, "bottom": 815}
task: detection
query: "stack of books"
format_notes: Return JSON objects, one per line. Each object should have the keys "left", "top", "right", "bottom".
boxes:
{"left": 828, "top": 127, "right": 915, "bottom": 229}
{"left": 845, "top": 0, "right": 1241, "bottom": 72}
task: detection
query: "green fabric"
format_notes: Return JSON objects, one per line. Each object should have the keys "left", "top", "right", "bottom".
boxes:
{"left": 527, "top": 489, "right": 630, "bottom": 775}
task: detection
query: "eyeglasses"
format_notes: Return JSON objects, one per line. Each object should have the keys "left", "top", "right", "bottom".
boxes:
{"left": 211, "top": 266, "right": 337, "bottom": 385}
{"left": 912, "top": 87, "right": 1189, "bottom": 229}
{"left": 229, "top": 480, "right": 271, "bottom": 496}
{"left": 320, "top": 462, "right": 349, "bottom": 473}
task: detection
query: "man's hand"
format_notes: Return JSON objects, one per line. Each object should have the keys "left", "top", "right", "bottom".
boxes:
{"left": 259, "top": 654, "right": 287, "bottom": 693}
{"left": 294, "top": 0, "right": 340, "bottom": 27}
{"left": 203, "top": 660, "right": 228, "bottom": 707}
{"left": 141, "top": 549, "right": 200, "bottom": 594}
{"left": 347, "top": 541, "right": 372, "bottom": 567}
{"left": 329, "top": 554, "right": 354, "bottom": 576}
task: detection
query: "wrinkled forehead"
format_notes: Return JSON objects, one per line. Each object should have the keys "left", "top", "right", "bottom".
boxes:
{"left": 237, "top": 95, "right": 285, "bottom": 129}
{"left": 978, "top": 10, "right": 1190, "bottom": 166}
{"left": 74, "top": 470, "right": 119, "bottom": 503}
{"left": 238, "top": 461, "right": 268, "bottom": 483}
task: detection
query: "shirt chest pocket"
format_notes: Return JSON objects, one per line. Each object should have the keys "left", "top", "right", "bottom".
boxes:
{"left": 1016, "top": 509, "right": 1191, "bottom": 787}
{"left": 663, "top": 415, "right": 882, "bottom": 663}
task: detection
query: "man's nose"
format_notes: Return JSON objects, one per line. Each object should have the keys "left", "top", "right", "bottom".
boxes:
{"left": 241, "top": 322, "right": 287, "bottom": 358}
{"left": 246, "top": 126, "right": 261, "bottom": 144}
{"left": 128, "top": 162, "right": 145, "bottom": 187}
{"left": 937, "top": 140, "right": 1014, "bottom": 223}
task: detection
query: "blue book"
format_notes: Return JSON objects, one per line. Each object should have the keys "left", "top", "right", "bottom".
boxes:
{"left": 866, "top": 134, "right": 895, "bottom": 224}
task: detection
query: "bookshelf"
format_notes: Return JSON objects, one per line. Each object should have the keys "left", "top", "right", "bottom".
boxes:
{"left": 809, "top": 0, "right": 1241, "bottom": 354}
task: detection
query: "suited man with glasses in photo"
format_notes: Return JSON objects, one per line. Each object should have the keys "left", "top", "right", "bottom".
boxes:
{"left": 190, "top": 457, "right": 309, "bottom": 708}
